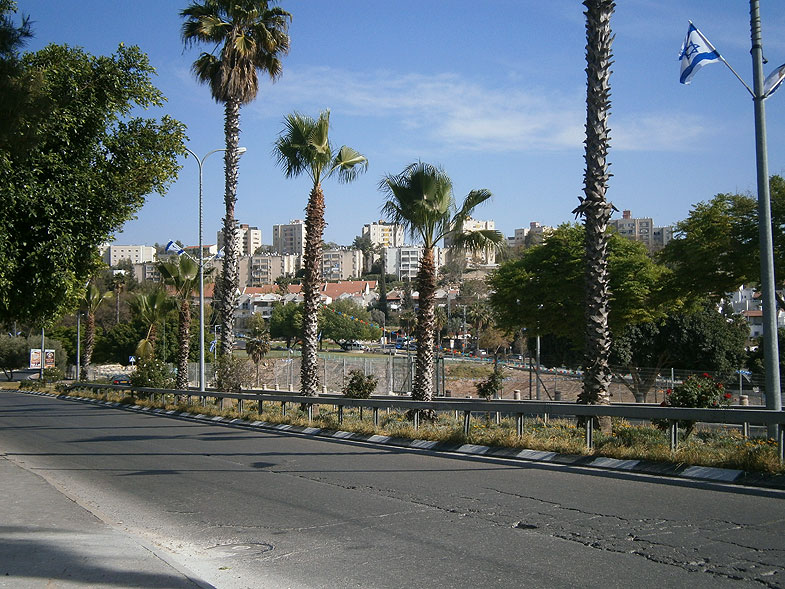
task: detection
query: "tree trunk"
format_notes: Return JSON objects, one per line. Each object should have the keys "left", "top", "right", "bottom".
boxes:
{"left": 301, "top": 183, "right": 326, "bottom": 396}
{"left": 219, "top": 98, "right": 242, "bottom": 358}
{"left": 81, "top": 312, "right": 95, "bottom": 381}
{"left": 413, "top": 247, "right": 436, "bottom": 414}
{"left": 576, "top": 0, "right": 615, "bottom": 434}
{"left": 176, "top": 299, "right": 191, "bottom": 391}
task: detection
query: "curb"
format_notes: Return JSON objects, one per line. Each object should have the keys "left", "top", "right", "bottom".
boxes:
{"left": 18, "top": 389, "right": 785, "bottom": 491}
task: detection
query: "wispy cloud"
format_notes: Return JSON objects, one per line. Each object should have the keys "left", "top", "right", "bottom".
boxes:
{"left": 250, "top": 66, "right": 717, "bottom": 154}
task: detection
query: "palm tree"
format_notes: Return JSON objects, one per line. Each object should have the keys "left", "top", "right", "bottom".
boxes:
{"left": 181, "top": 0, "right": 291, "bottom": 357}
{"left": 379, "top": 162, "right": 504, "bottom": 410}
{"left": 572, "top": 0, "right": 615, "bottom": 430}
{"left": 80, "top": 284, "right": 111, "bottom": 380}
{"left": 274, "top": 110, "right": 368, "bottom": 395}
{"left": 158, "top": 256, "right": 203, "bottom": 390}
{"left": 245, "top": 315, "right": 270, "bottom": 386}
{"left": 130, "top": 290, "right": 173, "bottom": 360}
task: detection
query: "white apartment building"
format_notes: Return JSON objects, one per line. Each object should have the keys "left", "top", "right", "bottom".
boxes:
{"left": 217, "top": 223, "right": 262, "bottom": 257}
{"left": 609, "top": 210, "right": 673, "bottom": 251}
{"left": 383, "top": 246, "right": 446, "bottom": 280}
{"left": 272, "top": 219, "right": 306, "bottom": 256}
{"left": 444, "top": 217, "right": 498, "bottom": 266}
{"left": 362, "top": 220, "right": 405, "bottom": 248}
{"left": 507, "top": 222, "right": 553, "bottom": 249}
{"left": 103, "top": 245, "right": 156, "bottom": 267}
{"left": 322, "top": 249, "right": 363, "bottom": 281}
{"left": 245, "top": 253, "right": 300, "bottom": 286}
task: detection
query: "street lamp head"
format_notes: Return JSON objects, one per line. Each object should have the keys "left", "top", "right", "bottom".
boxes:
{"left": 238, "top": 147, "right": 247, "bottom": 155}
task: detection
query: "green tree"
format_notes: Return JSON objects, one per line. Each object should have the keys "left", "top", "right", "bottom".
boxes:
{"left": 488, "top": 224, "right": 668, "bottom": 345}
{"left": 0, "top": 40, "right": 186, "bottom": 325}
{"left": 269, "top": 301, "right": 301, "bottom": 349}
{"left": 274, "top": 110, "right": 368, "bottom": 395}
{"left": 181, "top": 0, "right": 291, "bottom": 358}
{"left": 379, "top": 162, "right": 503, "bottom": 410}
{"left": 659, "top": 176, "right": 785, "bottom": 302}
{"left": 572, "top": 0, "right": 616, "bottom": 423}
{"left": 0, "top": 334, "right": 27, "bottom": 380}
{"left": 81, "top": 284, "right": 112, "bottom": 380}
{"left": 320, "top": 299, "right": 380, "bottom": 349}
{"left": 158, "top": 255, "right": 201, "bottom": 390}
{"left": 610, "top": 308, "right": 748, "bottom": 402}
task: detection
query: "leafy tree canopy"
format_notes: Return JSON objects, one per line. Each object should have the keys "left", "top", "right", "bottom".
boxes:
{"left": 320, "top": 299, "right": 380, "bottom": 348}
{"left": 658, "top": 175, "right": 785, "bottom": 302}
{"left": 269, "top": 301, "right": 301, "bottom": 348}
{"left": 488, "top": 223, "right": 672, "bottom": 345}
{"left": 0, "top": 35, "right": 186, "bottom": 326}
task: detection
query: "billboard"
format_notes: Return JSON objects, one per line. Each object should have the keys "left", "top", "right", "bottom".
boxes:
{"left": 29, "top": 349, "right": 55, "bottom": 369}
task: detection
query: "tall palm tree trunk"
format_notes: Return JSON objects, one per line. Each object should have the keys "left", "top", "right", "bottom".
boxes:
{"left": 301, "top": 184, "right": 325, "bottom": 395}
{"left": 220, "top": 98, "right": 242, "bottom": 357}
{"left": 81, "top": 313, "right": 95, "bottom": 381}
{"left": 576, "top": 0, "right": 615, "bottom": 428}
{"left": 413, "top": 247, "right": 436, "bottom": 403}
{"left": 176, "top": 300, "right": 191, "bottom": 390}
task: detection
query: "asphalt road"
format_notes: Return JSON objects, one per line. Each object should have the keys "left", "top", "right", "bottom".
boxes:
{"left": 1, "top": 391, "right": 784, "bottom": 589}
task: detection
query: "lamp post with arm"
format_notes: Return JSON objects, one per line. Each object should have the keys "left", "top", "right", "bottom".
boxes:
{"left": 183, "top": 146, "right": 246, "bottom": 393}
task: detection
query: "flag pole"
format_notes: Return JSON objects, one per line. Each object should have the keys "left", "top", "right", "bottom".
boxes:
{"left": 749, "top": 0, "right": 782, "bottom": 432}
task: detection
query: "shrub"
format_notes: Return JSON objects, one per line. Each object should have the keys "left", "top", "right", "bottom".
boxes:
{"left": 475, "top": 369, "right": 504, "bottom": 400}
{"left": 213, "top": 354, "right": 254, "bottom": 393}
{"left": 42, "top": 367, "right": 64, "bottom": 383}
{"left": 343, "top": 369, "right": 378, "bottom": 399}
{"left": 655, "top": 373, "right": 732, "bottom": 438}
{"left": 131, "top": 357, "right": 175, "bottom": 389}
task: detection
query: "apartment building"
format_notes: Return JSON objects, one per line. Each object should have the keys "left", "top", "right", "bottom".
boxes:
{"left": 216, "top": 223, "right": 262, "bottom": 256}
{"left": 103, "top": 245, "right": 156, "bottom": 267}
{"left": 272, "top": 219, "right": 306, "bottom": 256}
{"left": 362, "top": 220, "right": 405, "bottom": 248}
{"left": 245, "top": 253, "right": 300, "bottom": 286}
{"left": 322, "top": 249, "right": 363, "bottom": 281}
{"left": 444, "top": 217, "right": 498, "bottom": 266}
{"left": 609, "top": 210, "right": 673, "bottom": 251}
{"left": 383, "top": 246, "right": 446, "bottom": 280}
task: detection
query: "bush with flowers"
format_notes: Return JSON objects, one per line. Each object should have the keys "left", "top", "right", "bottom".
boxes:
{"left": 655, "top": 373, "right": 732, "bottom": 437}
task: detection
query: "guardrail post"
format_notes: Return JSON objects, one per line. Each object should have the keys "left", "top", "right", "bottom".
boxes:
{"left": 463, "top": 411, "right": 471, "bottom": 436}
{"left": 307, "top": 404, "right": 313, "bottom": 424}
{"left": 516, "top": 414, "right": 523, "bottom": 437}
{"left": 743, "top": 422, "right": 750, "bottom": 439}
{"left": 585, "top": 418, "right": 594, "bottom": 450}
{"left": 373, "top": 407, "right": 379, "bottom": 427}
{"left": 495, "top": 411, "right": 500, "bottom": 425}
{"left": 338, "top": 405, "right": 344, "bottom": 424}
{"left": 238, "top": 398, "right": 244, "bottom": 414}
{"left": 281, "top": 401, "right": 286, "bottom": 416}
{"left": 779, "top": 425, "right": 784, "bottom": 464}
{"left": 542, "top": 412, "right": 548, "bottom": 425}
{"left": 413, "top": 410, "right": 419, "bottom": 430}
{"left": 669, "top": 421, "right": 678, "bottom": 452}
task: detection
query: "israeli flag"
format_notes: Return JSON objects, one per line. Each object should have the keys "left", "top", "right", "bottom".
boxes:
{"left": 214, "top": 248, "right": 225, "bottom": 259}
{"left": 165, "top": 240, "right": 185, "bottom": 256}
{"left": 763, "top": 63, "right": 785, "bottom": 98}
{"left": 679, "top": 22, "right": 720, "bottom": 85}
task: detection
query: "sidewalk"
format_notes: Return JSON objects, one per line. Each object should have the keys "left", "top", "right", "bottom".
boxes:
{"left": 0, "top": 455, "right": 211, "bottom": 589}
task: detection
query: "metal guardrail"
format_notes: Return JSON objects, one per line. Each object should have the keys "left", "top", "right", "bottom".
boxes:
{"left": 67, "top": 383, "right": 785, "bottom": 461}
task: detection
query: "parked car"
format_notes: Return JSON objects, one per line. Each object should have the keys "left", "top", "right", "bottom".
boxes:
{"left": 111, "top": 374, "right": 131, "bottom": 385}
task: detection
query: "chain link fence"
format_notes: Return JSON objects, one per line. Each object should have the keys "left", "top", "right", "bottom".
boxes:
{"left": 182, "top": 355, "right": 772, "bottom": 405}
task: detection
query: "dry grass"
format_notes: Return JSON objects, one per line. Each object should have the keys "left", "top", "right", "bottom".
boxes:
{"left": 51, "top": 386, "right": 785, "bottom": 475}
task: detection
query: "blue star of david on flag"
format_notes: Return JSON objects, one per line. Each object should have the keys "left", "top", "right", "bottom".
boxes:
{"left": 679, "top": 22, "right": 721, "bottom": 84}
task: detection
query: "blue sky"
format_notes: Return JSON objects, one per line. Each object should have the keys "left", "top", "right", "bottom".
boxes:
{"left": 17, "top": 0, "right": 785, "bottom": 248}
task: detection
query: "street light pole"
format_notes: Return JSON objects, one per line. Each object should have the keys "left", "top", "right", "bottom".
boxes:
{"left": 183, "top": 146, "right": 246, "bottom": 393}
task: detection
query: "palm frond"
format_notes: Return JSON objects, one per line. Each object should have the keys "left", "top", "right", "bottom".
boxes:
{"left": 449, "top": 229, "right": 506, "bottom": 254}
{"left": 331, "top": 146, "right": 368, "bottom": 184}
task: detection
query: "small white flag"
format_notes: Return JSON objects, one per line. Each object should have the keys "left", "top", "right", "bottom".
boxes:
{"left": 679, "top": 22, "right": 721, "bottom": 84}
{"left": 214, "top": 248, "right": 224, "bottom": 259}
{"left": 165, "top": 240, "right": 185, "bottom": 255}
{"left": 763, "top": 62, "right": 785, "bottom": 98}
